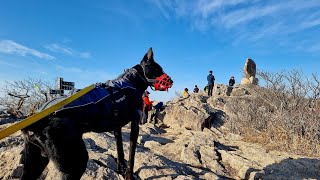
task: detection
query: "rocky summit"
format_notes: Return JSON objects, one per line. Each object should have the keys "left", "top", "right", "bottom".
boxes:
{"left": 1, "top": 85, "right": 319, "bottom": 180}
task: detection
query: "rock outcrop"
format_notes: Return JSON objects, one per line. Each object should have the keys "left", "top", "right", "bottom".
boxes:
{"left": 212, "top": 84, "right": 252, "bottom": 97}
{"left": 241, "top": 58, "right": 259, "bottom": 85}
{"left": 1, "top": 88, "right": 319, "bottom": 180}
{"left": 162, "top": 94, "right": 224, "bottom": 131}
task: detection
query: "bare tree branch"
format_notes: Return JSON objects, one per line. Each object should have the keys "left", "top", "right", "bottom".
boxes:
{"left": 0, "top": 78, "right": 56, "bottom": 117}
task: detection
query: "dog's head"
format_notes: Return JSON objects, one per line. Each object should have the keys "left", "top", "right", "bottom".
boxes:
{"left": 140, "top": 48, "right": 173, "bottom": 91}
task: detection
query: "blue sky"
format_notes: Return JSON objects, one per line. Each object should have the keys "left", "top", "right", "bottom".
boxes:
{"left": 0, "top": 0, "right": 319, "bottom": 102}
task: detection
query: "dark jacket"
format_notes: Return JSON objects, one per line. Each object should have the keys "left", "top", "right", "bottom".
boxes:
{"left": 154, "top": 102, "right": 164, "bottom": 110}
{"left": 229, "top": 79, "right": 235, "bottom": 86}
{"left": 193, "top": 87, "right": 199, "bottom": 93}
{"left": 207, "top": 74, "right": 215, "bottom": 85}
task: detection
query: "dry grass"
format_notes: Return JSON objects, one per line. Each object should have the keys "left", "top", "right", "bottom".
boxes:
{"left": 226, "top": 96, "right": 320, "bottom": 156}
{"left": 225, "top": 70, "right": 320, "bottom": 157}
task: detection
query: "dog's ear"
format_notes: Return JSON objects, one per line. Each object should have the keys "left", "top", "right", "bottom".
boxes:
{"left": 147, "top": 48, "right": 153, "bottom": 60}
{"left": 142, "top": 48, "right": 154, "bottom": 64}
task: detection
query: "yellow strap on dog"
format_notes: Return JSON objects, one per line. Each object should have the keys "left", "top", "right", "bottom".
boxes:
{"left": 0, "top": 84, "right": 96, "bottom": 140}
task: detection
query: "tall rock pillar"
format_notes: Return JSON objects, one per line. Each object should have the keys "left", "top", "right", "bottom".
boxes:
{"left": 240, "top": 58, "right": 259, "bottom": 85}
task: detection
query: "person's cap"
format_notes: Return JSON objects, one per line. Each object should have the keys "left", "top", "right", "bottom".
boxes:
{"left": 209, "top": 70, "right": 213, "bottom": 73}
{"left": 231, "top": 76, "right": 234, "bottom": 78}
{"left": 145, "top": 90, "right": 150, "bottom": 94}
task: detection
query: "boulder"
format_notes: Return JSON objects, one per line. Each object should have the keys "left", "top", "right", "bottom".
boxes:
{"left": 241, "top": 76, "right": 259, "bottom": 85}
{"left": 230, "top": 86, "right": 251, "bottom": 96}
{"left": 241, "top": 58, "right": 259, "bottom": 85}
{"left": 244, "top": 58, "right": 256, "bottom": 78}
{"left": 0, "top": 147, "right": 22, "bottom": 179}
{"left": 213, "top": 84, "right": 229, "bottom": 96}
{"left": 212, "top": 84, "right": 253, "bottom": 97}
{"left": 207, "top": 96, "right": 227, "bottom": 109}
{"left": 162, "top": 94, "right": 218, "bottom": 131}
{"left": 249, "top": 76, "right": 259, "bottom": 85}
{"left": 162, "top": 104, "right": 209, "bottom": 131}
{"left": 218, "top": 137, "right": 320, "bottom": 180}
{"left": 240, "top": 77, "right": 249, "bottom": 84}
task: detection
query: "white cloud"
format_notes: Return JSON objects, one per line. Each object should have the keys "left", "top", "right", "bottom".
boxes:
{"left": 151, "top": 0, "right": 320, "bottom": 33}
{"left": 79, "top": 52, "right": 91, "bottom": 59}
{"left": 0, "top": 40, "right": 55, "bottom": 60}
{"left": 45, "top": 43, "right": 91, "bottom": 59}
{"left": 300, "top": 17, "right": 320, "bottom": 30}
{"left": 150, "top": 0, "right": 172, "bottom": 19}
{"left": 219, "top": 1, "right": 320, "bottom": 28}
{"left": 232, "top": 22, "right": 284, "bottom": 45}
{"left": 150, "top": 0, "right": 320, "bottom": 53}
{"left": 45, "top": 43, "right": 73, "bottom": 55}
{"left": 196, "top": 0, "right": 248, "bottom": 18}
{"left": 150, "top": 0, "right": 250, "bottom": 22}
{"left": 220, "top": 4, "right": 280, "bottom": 28}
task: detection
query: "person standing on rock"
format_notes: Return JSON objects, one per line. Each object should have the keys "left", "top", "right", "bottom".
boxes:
{"left": 207, "top": 70, "right": 215, "bottom": 96}
{"left": 142, "top": 90, "right": 153, "bottom": 124}
{"left": 193, "top": 85, "right": 199, "bottom": 93}
{"left": 229, "top": 76, "right": 235, "bottom": 86}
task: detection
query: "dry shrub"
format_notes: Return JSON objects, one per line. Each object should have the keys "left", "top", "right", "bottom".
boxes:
{"left": 0, "top": 78, "right": 56, "bottom": 117}
{"left": 225, "top": 70, "right": 320, "bottom": 156}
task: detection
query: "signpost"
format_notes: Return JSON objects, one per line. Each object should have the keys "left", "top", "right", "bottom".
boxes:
{"left": 49, "top": 89, "right": 64, "bottom": 95}
{"left": 58, "top": 78, "right": 75, "bottom": 91}
{"left": 49, "top": 78, "right": 75, "bottom": 95}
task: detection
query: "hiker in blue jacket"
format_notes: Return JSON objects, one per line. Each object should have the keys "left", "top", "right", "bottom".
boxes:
{"left": 207, "top": 70, "right": 215, "bottom": 96}
{"left": 150, "top": 102, "right": 164, "bottom": 124}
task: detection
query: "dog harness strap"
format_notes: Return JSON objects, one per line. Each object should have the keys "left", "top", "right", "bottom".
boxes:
{"left": 0, "top": 84, "right": 96, "bottom": 140}
{"left": 105, "top": 86, "right": 119, "bottom": 120}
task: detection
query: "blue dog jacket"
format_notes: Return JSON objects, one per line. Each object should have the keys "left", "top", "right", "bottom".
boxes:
{"left": 38, "top": 80, "right": 136, "bottom": 118}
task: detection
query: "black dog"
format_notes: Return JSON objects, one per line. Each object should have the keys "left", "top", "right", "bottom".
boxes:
{"left": 19, "top": 48, "right": 173, "bottom": 180}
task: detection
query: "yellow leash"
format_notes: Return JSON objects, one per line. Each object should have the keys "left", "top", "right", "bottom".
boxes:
{"left": 0, "top": 84, "right": 96, "bottom": 140}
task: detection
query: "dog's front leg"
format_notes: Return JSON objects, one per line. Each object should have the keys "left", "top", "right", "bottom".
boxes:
{"left": 114, "top": 128, "right": 126, "bottom": 175}
{"left": 125, "top": 111, "right": 140, "bottom": 180}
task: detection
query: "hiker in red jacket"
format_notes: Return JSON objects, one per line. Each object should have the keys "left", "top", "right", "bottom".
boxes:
{"left": 142, "top": 90, "right": 153, "bottom": 124}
